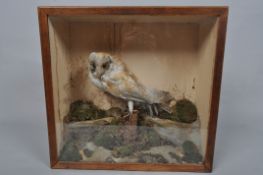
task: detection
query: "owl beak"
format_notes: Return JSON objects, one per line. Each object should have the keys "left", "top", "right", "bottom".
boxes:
{"left": 94, "top": 72, "right": 103, "bottom": 80}
{"left": 99, "top": 74, "right": 104, "bottom": 80}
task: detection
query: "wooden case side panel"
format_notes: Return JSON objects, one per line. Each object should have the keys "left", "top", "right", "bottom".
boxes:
{"left": 48, "top": 18, "right": 71, "bottom": 154}
{"left": 196, "top": 19, "right": 219, "bottom": 155}
{"left": 38, "top": 8, "right": 58, "bottom": 167}
{"left": 204, "top": 9, "right": 228, "bottom": 171}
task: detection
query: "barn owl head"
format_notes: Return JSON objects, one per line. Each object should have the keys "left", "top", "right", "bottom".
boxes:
{"left": 88, "top": 52, "right": 113, "bottom": 80}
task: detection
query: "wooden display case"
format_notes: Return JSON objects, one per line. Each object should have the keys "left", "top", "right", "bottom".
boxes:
{"left": 38, "top": 6, "right": 228, "bottom": 172}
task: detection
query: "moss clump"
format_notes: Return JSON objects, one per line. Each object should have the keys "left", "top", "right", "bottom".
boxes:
{"left": 174, "top": 99, "right": 198, "bottom": 123}
{"left": 106, "top": 107, "right": 123, "bottom": 117}
{"left": 66, "top": 100, "right": 106, "bottom": 122}
{"left": 182, "top": 140, "right": 203, "bottom": 163}
{"left": 59, "top": 140, "right": 82, "bottom": 161}
{"left": 65, "top": 99, "right": 198, "bottom": 124}
{"left": 159, "top": 99, "right": 198, "bottom": 123}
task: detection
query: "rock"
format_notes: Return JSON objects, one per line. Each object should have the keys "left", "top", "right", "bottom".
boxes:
{"left": 91, "top": 125, "right": 174, "bottom": 154}
{"left": 182, "top": 140, "right": 199, "bottom": 154}
{"left": 168, "top": 147, "right": 185, "bottom": 163}
{"left": 152, "top": 120, "right": 202, "bottom": 147}
{"left": 138, "top": 153, "right": 168, "bottom": 164}
{"left": 81, "top": 145, "right": 112, "bottom": 162}
{"left": 93, "top": 126, "right": 123, "bottom": 149}
{"left": 182, "top": 140, "right": 203, "bottom": 163}
{"left": 59, "top": 140, "right": 82, "bottom": 161}
{"left": 85, "top": 142, "right": 97, "bottom": 151}
{"left": 112, "top": 145, "right": 134, "bottom": 158}
{"left": 142, "top": 145, "right": 180, "bottom": 163}
{"left": 169, "top": 152, "right": 182, "bottom": 163}
{"left": 83, "top": 148, "right": 93, "bottom": 157}
{"left": 105, "top": 157, "right": 116, "bottom": 163}
{"left": 182, "top": 153, "right": 203, "bottom": 164}
{"left": 174, "top": 146, "right": 185, "bottom": 158}
{"left": 137, "top": 127, "right": 172, "bottom": 149}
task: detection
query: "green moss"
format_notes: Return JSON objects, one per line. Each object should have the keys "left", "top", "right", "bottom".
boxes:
{"left": 66, "top": 100, "right": 106, "bottom": 122}
{"left": 106, "top": 107, "right": 123, "bottom": 117}
{"left": 59, "top": 140, "right": 82, "bottom": 161}
{"left": 174, "top": 99, "right": 198, "bottom": 123}
{"left": 66, "top": 101, "right": 129, "bottom": 123}
{"left": 66, "top": 98, "right": 198, "bottom": 124}
{"left": 158, "top": 99, "right": 198, "bottom": 123}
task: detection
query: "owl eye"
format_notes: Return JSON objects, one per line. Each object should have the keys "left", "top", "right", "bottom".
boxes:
{"left": 90, "top": 62, "right": 96, "bottom": 72}
{"left": 102, "top": 61, "right": 110, "bottom": 70}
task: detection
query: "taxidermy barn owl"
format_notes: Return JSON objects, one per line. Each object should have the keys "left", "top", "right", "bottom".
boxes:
{"left": 88, "top": 52, "right": 173, "bottom": 116}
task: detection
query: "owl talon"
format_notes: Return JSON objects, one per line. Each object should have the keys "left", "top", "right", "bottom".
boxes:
{"left": 153, "top": 104, "right": 159, "bottom": 116}
{"left": 148, "top": 104, "right": 154, "bottom": 117}
{"left": 128, "top": 101, "right": 134, "bottom": 114}
{"left": 122, "top": 113, "right": 130, "bottom": 120}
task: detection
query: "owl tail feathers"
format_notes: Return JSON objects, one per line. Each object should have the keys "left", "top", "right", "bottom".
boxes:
{"left": 156, "top": 90, "right": 174, "bottom": 104}
{"left": 147, "top": 88, "right": 175, "bottom": 113}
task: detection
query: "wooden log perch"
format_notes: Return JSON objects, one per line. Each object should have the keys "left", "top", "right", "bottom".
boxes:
{"left": 127, "top": 110, "right": 139, "bottom": 125}
{"left": 123, "top": 110, "right": 139, "bottom": 144}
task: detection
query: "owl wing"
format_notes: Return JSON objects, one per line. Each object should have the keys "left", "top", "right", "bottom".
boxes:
{"left": 102, "top": 71, "right": 149, "bottom": 103}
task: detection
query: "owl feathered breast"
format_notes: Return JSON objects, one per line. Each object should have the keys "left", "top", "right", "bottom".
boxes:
{"left": 88, "top": 52, "right": 173, "bottom": 105}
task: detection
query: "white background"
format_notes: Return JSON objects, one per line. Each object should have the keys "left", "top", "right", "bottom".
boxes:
{"left": 0, "top": 0, "right": 263, "bottom": 175}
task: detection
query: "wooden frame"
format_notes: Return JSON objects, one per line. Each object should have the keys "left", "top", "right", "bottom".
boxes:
{"left": 38, "top": 6, "right": 228, "bottom": 172}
